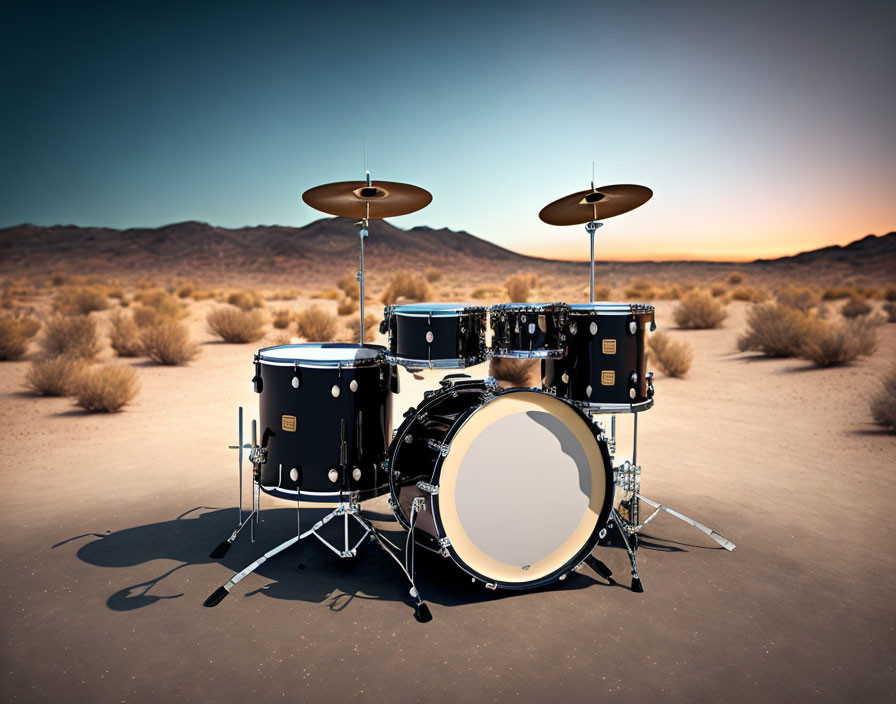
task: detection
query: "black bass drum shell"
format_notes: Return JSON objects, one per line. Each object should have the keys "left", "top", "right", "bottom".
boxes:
{"left": 543, "top": 303, "right": 655, "bottom": 410}
{"left": 388, "top": 380, "right": 613, "bottom": 590}
{"left": 255, "top": 343, "right": 394, "bottom": 502}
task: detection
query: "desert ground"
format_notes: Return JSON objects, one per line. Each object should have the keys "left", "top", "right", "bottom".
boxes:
{"left": 1, "top": 275, "right": 895, "bottom": 703}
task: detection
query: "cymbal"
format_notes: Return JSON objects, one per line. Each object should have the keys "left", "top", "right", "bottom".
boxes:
{"left": 538, "top": 184, "right": 653, "bottom": 226}
{"left": 302, "top": 180, "right": 432, "bottom": 219}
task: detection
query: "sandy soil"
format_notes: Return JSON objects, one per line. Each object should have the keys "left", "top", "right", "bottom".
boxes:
{"left": 1, "top": 300, "right": 894, "bottom": 702}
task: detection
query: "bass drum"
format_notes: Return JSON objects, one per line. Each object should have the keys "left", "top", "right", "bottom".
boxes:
{"left": 388, "top": 379, "right": 614, "bottom": 589}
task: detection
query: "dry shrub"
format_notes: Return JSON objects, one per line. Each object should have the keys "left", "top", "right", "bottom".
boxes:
{"left": 109, "top": 311, "right": 144, "bottom": 357}
{"left": 841, "top": 297, "right": 872, "bottom": 318}
{"left": 177, "top": 282, "right": 196, "bottom": 298}
{"left": 26, "top": 357, "right": 89, "bottom": 396}
{"left": 871, "top": 365, "right": 896, "bottom": 430}
{"left": 228, "top": 289, "right": 264, "bottom": 311}
{"left": 74, "top": 364, "right": 139, "bottom": 412}
{"left": 425, "top": 267, "right": 443, "bottom": 283}
{"left": 505, "top": 273, "right": 532, "bottom": 302}
{"left": 737, "top": 303, "right": 821, "bottom": 357}
{"left": 192, "top": 289, "right": 217, "bottom": 301}
{"left": 776, "top": 286, "right": 820, "bottom": 312}
{"left": 272, "top": 309, "right": 293, "bottom": 329}
{"left": 296, "top": 306, "right": 338, "bottom": 341}
{"left": 624, "top": 279, "right": 657, "bottom": 300}
{"left": 342, "top": 314, "right": 379, "bottom": 343}
{"left": 883, "top": 286, "right": 896, "bottom": 302}
{"left": 471, "top": 285, "right": 502, "bottom": 299}
{"left": 132, "top": 305, "right": 164, "bottom": 328}
{"left": 488, "top": 358, "right": 539, "bottom": 388}
{"left": 731, "top": 286, "right": 768, "bottom": 303}
{"left": 710, "top": 284, "right": 728, "bottom": 298}
{"left": 673, "top": 290, "right": 727, "bottom": 329}
{"left": 883, "top": 302, "right": 896, "bottom": 323}
{"left": 850, "top": 286, "right": 878, "bottom": 299}
{"left": 207, "top": 306, "right": 266, "bottom": 343}
{"left": 134, "top": 288, "right": 185, "bottom": 318}
{"left": 0, "top": 314, "right": 40, "bottom": 360}
{"left": 140, "top": 320, "right": 199, "bottom": 364}
{"left": 801, "top": 318, "right": 878, "bottom": 367}
{"left": 382, "top": 270, "right": 429, "bottom": 305}
{"left": 336, "top": 272, "right": 361, "bottom": 301}
{"left": 727, "top": 272, "right": 744, "bottom": 285}
{"left": 50, "top": 273, "right": 67, "bottom": 286}
{"left": 648, "top": 332, "right": 693, "bottom": 377}
{"left": 822, "top": 287, "right": 851, "bottom": 301}
{"left": 312, "top": 289, "right": 343, "bottom": 301}
{"left": 267, "top": 289, "right": 301, "bottom": 300}
{"left": 54, "top": 286, "right": 109, "bottom": 315}
{"left": 40, "top": 315, "right": 101, "bottom": 359}
{"left": 337, "top": 298, "right": 359, "bottom": 316}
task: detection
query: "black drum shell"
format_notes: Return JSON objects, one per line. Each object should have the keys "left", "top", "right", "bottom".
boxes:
{"left": 255, "top": 348, "right": 394, "bottom": 502}
{"left": 385, "top": 307, "right": 486, "bottom": 367}
{"left": 543, "top": 305, "right": 654, "bottom": 407}
{"left": 489, "top": 303, "right": 569, "bottom": 357}
{"left": 388, "top": 381, "right": 614, "bottom": 589}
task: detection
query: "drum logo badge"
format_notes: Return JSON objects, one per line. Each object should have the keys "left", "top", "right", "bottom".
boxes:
{"left": 601, "top": 370, "right": 615, "bottom": 386}
{"left": 601, "top": 339, "right": 617, "bottom": 354}
{"left": 281, "top": 415, "right": 297, "bottom": 432}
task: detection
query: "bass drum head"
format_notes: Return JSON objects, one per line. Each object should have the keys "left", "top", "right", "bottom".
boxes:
{"left": 434, "top": 390, "right": 612, "bottom": 586}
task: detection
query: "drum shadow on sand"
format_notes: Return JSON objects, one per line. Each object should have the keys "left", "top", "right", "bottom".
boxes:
{"left": 56, "top": 505, "right": 631, "bottom": 616}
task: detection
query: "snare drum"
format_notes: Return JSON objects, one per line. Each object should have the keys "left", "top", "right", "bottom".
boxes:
{"left": 542, "top": 303, "right": 656, "bottom": 412}
{"left": 253, "top": 343, "right": 395, "bottom": 502}
{"left": 489, "top": 303, "right": 569, "bottom": 358}
{"left": 381, "top": 303, "right": 487, "bottom": 369}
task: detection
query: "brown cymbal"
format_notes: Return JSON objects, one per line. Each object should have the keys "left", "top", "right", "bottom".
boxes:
{"left": 302, "top": 180, "right": 432, "bottom": 219}
{"left": 538, "top": 184, "right": 653, "bottom": 226}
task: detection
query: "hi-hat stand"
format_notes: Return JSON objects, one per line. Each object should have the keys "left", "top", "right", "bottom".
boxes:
{"left": 205, "top": 407, "right": 432, "bottom": 622}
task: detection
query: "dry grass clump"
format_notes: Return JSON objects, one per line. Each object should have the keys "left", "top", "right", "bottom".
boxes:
{"left": 132, "top": 305, "right": 165, "bottom": 328}
{"left": 489, "top": 358, "right": 539, "bottom": 388}
{"left": 337, "top": 299, "right": 359, "bottom": 316}
{"left": 624, "top": 279, "right": 658, "bottom": 300}
{"left": 800, "top": 319, "right": 878, "bottom": 367}
{"left": 776, "top": 286, "right": 820, "bottom": 312}
{"left": 737, "top": 303, "right": 819, "bottom": 357}
{"left": 471, "top": 285, "right": 503, "bottom": 299}
{"left": 296, "top": 306, "right": 338, "bottom": 341}
{"left": 134, "top": 288, "right": 185, "bottom": 319}
{"left": 821, "top": 287, "right": 851, "bottom": 301}
{"left": 73, "top": 364, "right": 140, "bottom": 412}
{"left": 710, "top": 284, "right": 728, "bottom": 298}
{"left": 272, "top": 309, "right": 293, "bottom": 329}
{"left": 176, "top": 281, "right": 196, "bottom": 298}
{"left": 25, "top": 357, "right": 90, "bottom": 396}
{"left": 228, "top": 289, "right": 265, "bottom": 311}
{"left": 883, "top": 302, "right": 896, "bottom": 323}
{"left": 870, "top": 365, "right": 896, "bottom": 431}
{"left": 727, "top": 272, "right": 744, "bottom": 285}
{"left": 505, "top": 273, "right": 536, "bottom": 302}
{"left": 207, "top": 306, "right": 266, "bottom": 343}
{"left": 342, "top": 314, "right": 379, "bottom": 343}
{"left": 40, "top": 315, "right": 101, "bottom": 359}
{"left": 673, "top": 290, "right": 727, "bottom": 329}
{"left": 267, "top": 289, "right": 301, "bottom": 301}
{"left": 336, "top": 272, "right": 361, "bottom": 301}
{"left": 883, "top": 286, "right": 896, "bottom": 302}
{"left": 648, "top": 332, "right": 693, "bottom": 377}
{"left": 731, "top": 286, "right": 769, "bottom": 303}
{"left": 841, "top": 297, "right": 872, "bottom": 318}
{"left": 425, "top": 267, "right": 443, "bottom": 283}
{"left": 140, "top": 320, "right": 199, "bottom": 364}
{"left": 109, "top": 311, "right": 144, "bottom": 357}
{"left": 382, "top": 270, "right": 429, "bottom": 305}
{"left": 54, "top": 286, "right": 109, "bottom": 315}
{"left": 50, "top": 273, "right": 67, "bottom": 287}
{"left": 0, "top": 314, "right": 41, "bottom": 360}
{"left": 312, "top": 288, "right": 343, "bottom": 301}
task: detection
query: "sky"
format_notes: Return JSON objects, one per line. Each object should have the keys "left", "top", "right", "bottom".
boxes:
{"left": 1, "top": 0, "right": 894, "bottom": 261}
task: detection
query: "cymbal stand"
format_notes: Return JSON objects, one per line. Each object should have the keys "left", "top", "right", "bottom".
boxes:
{"left": 355, "top": 175, "right": 371, "bottom": 344}
{"left": 586, "top": 220, "right": 603, "bottom": 303}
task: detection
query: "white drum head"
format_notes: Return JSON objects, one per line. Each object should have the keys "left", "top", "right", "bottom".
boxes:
{"left": 258, "top": 343, "right": 382, "bottom": 365}
{"left": 436, "top": 391, "right": 609, "bottom": 583}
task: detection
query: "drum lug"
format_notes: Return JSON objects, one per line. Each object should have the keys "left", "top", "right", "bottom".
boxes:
{"left": 425, "top": 439, "right": 450, "bottom": 457}
{"left": 614, "top": 460, "right": 641, "bottom": 493}
{"left": 485, "top": 582, "right": 497, "bottom": 591}
{"left": 415, "top": 480, "right": 440, "bottom": 495}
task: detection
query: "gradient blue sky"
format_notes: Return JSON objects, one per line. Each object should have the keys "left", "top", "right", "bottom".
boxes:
{"left": 2, "top": 1, "right": 894, "bottom": 260}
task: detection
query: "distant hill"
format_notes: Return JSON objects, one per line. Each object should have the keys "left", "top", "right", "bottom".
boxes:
{"left": 1, "top": 219, "right": 893, "bottom": 286}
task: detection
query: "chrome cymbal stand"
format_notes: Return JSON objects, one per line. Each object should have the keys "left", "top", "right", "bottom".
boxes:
{"left": 355, "top": 174, "right": 372, "bottom": 344}
{"left": 586, "top": 219, "right": 603, "bottom": 303}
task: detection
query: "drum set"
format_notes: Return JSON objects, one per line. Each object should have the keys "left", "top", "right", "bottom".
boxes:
{"left": 203, "top": 170, "right": 734, "bottom": 622}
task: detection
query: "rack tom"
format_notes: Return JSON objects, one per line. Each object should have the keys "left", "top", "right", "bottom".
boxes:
{"left": 381, "top": 303, "right": 487, "bottom": 369}
{"left": 489, "top": 303, "right": 569, "bottom": 359}
{"left": 542, "top": 303, "right": 656, "bottom": 412}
